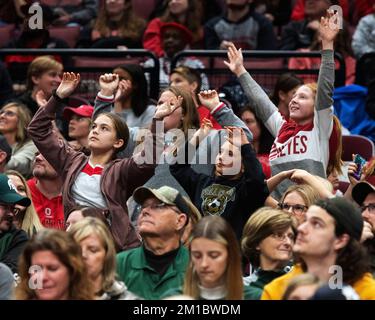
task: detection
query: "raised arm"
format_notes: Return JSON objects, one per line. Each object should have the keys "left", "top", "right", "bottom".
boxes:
{"left": 27, "top": 73, "right": 81, "bottom": 176}
{"left": 224, "top": 43, "right": 282, "bottom": 136}
{"left": 314, "top": 11, "right": 339, "bottom": 112}
{"left": 93, "top": 73, "right": 119, "bottom": 118}
{"left": 198, "top": 89, "right": 253, "bottom": 142}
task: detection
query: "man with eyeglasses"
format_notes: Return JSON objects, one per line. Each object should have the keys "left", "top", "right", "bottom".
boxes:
{"left": 116, "top": 186, "right": 200, "bottom": 299}
{"left": 352, "top": 181, "right": 375, "bottom": 276}
{"left": 0, "top": 173, "right": 31, "bottom": 274}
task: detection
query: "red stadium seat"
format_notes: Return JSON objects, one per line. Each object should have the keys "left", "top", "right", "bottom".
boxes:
{"left": 342, "top": 135, "right": 375, "bottom": 161}
{"left": 132, "top": 0, "right": 157, "bottom": 19}
{"left": 49, "top": 26, "right": 81, "bottom": 48}
{"left": 0, "top": 24, "right": 15, "bottom": 48}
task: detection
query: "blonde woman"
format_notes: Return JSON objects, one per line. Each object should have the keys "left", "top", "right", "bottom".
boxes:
{"left": 69, "top": 217, "right": 139, "bottom": 300}
{"left": 0, "top": 102, "right": 37, "bottom": 177}
{"left": 5, "top": 170, "right": 43, "bottom": 237}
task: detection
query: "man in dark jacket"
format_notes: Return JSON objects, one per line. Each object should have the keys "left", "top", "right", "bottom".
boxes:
{"left": 204, "top": 0, "right": 277, "bottom": 50}
{"left": 0, "top": 173, "right": 31, "bottom": 274}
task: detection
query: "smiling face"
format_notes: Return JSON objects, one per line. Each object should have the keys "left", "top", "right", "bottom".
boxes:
{"left": 362, "top": 192, "right": 375, "bottom": 232}
{"left": 190, "top": 237, "right": 228, "bottom": 289}
{"left": 0, "top": 106, "right": 19, "bottom": 134}
{"left": 32, "top": 250, "right": 70, "bottom": 300}
{"left": 257, "top": 227, "right": 294, "bottom": 269}
{"left": 80, "top": 234, "right": 106, "bottom": 281}
{"left": 288, "top": 85, "right": 315, "bottom": 125}
{"left": 281, "top": 191, "right": 308, "bottom": 225}
{"left": 215, "top": 141, "right": 243, "bottom": 178}
{"left": 32, "top": 69, "right": 62, "bottom": 96}
{"left": 88, "top": 114, "right": 123, "bottom": 154}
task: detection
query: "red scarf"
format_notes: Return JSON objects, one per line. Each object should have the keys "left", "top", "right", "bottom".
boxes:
{"left": 277, "top": 120, "right": 314, "bottom": 144}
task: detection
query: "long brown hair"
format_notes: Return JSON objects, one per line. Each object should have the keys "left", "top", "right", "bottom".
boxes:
{"left": 15, "top": 229, "right": 94, "bottom": 300}
{"left": 94, "top": 0, "right": 146, "bottom": 41}
{"left": 183, "top": 216, "right": 243, "bottom": 300}
{"left": 160, "top": 0, "right": 202, "bottom": 39}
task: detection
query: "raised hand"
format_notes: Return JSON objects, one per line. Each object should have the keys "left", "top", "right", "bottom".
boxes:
{"left": 290, "top": 169, "right": 311, "bottom": 184}
{"left": 225, "top": 126, "right": 249, "bottom": 147}
{"left": 198, "top": 90, "right": 220, "bottom": 111}
{"left": 223, "top": 43, "right": 247, "bottom": 77}
{"left": 99, "top": 73, "right": 119, "bottom": 97}
{"left": 35, "top": 90, "right": 48, "bottom": 108}
{"left": 115, "top": 79, "right": 132, "bottom": 101}
{"left": 319, "top": 10, "right": 341, "bottom": 49}
{"left": 56, "top": 72, "right": 80, "bottom": 99}
{"left": 154, "top": 95, "right": 183, "bottom": 119}
{"left": 190, "top": 118, "right": 213, "bottom": 145}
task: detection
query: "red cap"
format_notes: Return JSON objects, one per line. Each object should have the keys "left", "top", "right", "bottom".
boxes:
{"left": 160, "top": 22, "right": 193, "bottom": 45}
{"left": 63, "top": 105, "right": 94, "bottom": 120}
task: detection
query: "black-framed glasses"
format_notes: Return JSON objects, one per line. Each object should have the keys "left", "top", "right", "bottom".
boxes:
{"left": 278, "top": 203, "right": 308, "bottom": 215}
{"left": 360, "top": 203, "right": 375, "bottom": 213}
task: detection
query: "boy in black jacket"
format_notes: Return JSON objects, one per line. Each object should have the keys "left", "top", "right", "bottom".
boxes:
{"left": 170, "top": 90, "right": 269, "bottom": 240}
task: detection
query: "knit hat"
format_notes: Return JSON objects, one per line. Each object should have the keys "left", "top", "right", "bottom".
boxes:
{"left": 160, "top": 22, "right": 193, "bottom": 45}
{"left": 352, "top": 182, "right": 375, "bottom": 206}
{"left": 315, "top": 197, "right": 363, "bottom": 241}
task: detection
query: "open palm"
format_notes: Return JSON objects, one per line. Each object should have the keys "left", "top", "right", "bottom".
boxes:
{"left": 56, "top": 72, "right": 80, "bottom": 99}
{"left": 319, "top": 11, "right": 340, "bottom": 43}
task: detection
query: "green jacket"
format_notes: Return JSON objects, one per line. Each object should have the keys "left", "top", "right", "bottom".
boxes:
{"left": 116, "top": 245, "right": 189, "bottom": 300}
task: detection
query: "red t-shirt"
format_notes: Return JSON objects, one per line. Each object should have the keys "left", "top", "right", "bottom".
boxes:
{"left": 27, "top": 178, "right": 65, "bottom": 230}
{"left": 197, "top": 105, "right": 222, "bottom": 130}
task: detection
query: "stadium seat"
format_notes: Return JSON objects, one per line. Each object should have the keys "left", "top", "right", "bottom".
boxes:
{"left": 132, "top": 0, "right": 157, "bottom": 20}
{"left": 49, "top": 26, "right": 81, "bottom": 48}
{"left": 0, "top": 24, "right": 15, "bottom": 48}
{"left": 342, "top": 134, "right": 375, "bottom": 161}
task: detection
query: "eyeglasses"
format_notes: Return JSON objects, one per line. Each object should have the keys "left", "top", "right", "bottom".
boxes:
{"left": 0, "top": 204, "right": 20, "bottom": 215}
{"left": 278, "top": 203, "right": 308, "bottom": 215}
{"left": 0, "top": 110, "right": 17, "bottom": 117}
{"left": 361, "top": 203, "right": 375, "bottom": 214}
{"left": 140, "top": 202, "right": 180, "bottom": 213}
{"left": 271, "top": 232, "right": 295, "bottom": 243}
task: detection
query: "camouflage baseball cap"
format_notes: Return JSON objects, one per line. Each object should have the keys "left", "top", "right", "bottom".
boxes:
{"left": 0, "top": 174, "right": 31, "bottom": 207}
{"left": 133, "top": 186, "right": 201, "bottom": 222}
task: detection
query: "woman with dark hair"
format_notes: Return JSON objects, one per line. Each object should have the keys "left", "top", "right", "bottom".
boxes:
{"left": 239, "top": 106, "right": 274, "bottom": 178}
{"left": 27, "top": 72, "right": 171, "bottom": 251}
{"left": 143, "top": 0, "right": 204, "bottom": 56}
{"left": 111, "top": 64, "right": 155, "bottom": 128}
{"left": 270, "top": 73, "right": 303, "bottom": 120}
{"left": 0, "top": 102, "right": 37, "bottom": 177}
{"left": 242, "top": 207, "right": 296, "bottom": 299}
{"left": 15, "top": 229, "right": 94, "bottom": 300}
{"left": 181, "top": 216, "right": 257, "bottom": 299}
{"left": 91, "top": 0, "right": 146, "bottom": 48}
